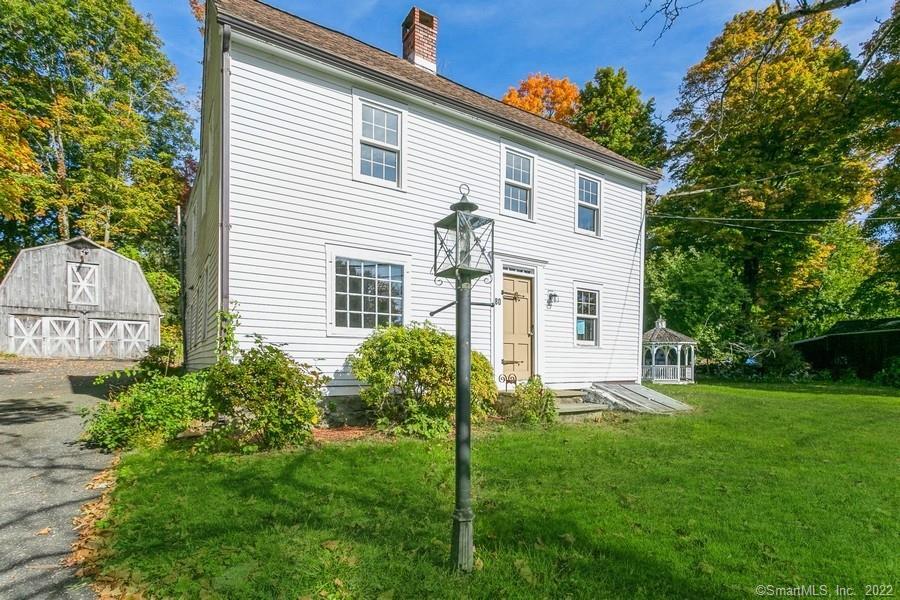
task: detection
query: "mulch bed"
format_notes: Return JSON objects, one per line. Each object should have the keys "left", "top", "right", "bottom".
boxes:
{"left": 313, "top": 426, "right": 376, "bottom": 443}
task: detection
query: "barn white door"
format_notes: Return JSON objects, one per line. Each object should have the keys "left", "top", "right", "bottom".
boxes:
{"left": 121, "top": 321, "right": 149, "bottom": 358}
{"left": 43, "top": 317, "right": 79, "bottom": 357}
{"left": 67, "top": 263, "right": 99, "bottom": 305}
{"left": 89, "top": 320, "right": 119, "bottom": 358}
{"left": 8, "top": 316, "right": 42, "bottom": 357}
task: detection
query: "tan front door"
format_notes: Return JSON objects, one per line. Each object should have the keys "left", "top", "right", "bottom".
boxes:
{"left": 502, "top": 274, "right": 533, "bottom": 382}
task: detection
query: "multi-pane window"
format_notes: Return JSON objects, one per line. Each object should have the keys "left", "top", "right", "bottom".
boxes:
{"left": 359, "top": 103, "right": 400, "bottom": 184}
{"left": 577, "top": 176, "right": 600, "bottom": 235}
{"left": 575, "top": 288, "right": 598, "bottom": 345}
{"left": 504, "top": 150, "right": 533, "bottom": 216}
{"left": 334, "top": 258, "right": 404, "bottom": 329}
{"left": 67, "top": 263, "right": 99, "bottom": 305}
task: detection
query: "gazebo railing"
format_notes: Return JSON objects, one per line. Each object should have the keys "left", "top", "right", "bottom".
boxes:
{"left": 642, "top": 365, "right": 694, "bottom": 382}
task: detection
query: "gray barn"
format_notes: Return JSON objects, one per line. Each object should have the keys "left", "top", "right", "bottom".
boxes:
{"left": 0, "top": 237, "right": 161, "bottom": 359}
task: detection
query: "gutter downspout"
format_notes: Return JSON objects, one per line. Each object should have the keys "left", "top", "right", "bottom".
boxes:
{"left": 220, "top": 23, "right": 232, "bottom": 338}
{"left": 636, "top": 184, "right": 647, "bottom": 384}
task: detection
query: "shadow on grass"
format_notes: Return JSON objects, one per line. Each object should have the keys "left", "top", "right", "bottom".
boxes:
{"left": 106, "top": 442, "right": 740, "bottom": 599}
{"left": 671, "top": 379, "right": 900, "bottom": 398}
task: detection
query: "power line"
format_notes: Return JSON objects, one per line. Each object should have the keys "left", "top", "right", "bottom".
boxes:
{"left": 661, "top": 217, "right": 823, "bottom": 237}
{"left": 652, "top": 214, "right": 895, "bottom": 222}
{"left": 658, "top": 162, "right": 843, "bottom": 198}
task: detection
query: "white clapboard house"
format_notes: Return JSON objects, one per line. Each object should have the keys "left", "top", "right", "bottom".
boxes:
{"left": 184, "top": 0, "right": 660, "bottom": 394}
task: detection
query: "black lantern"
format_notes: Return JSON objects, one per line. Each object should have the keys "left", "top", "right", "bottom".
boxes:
{"left": 434, "top": 185, "right": 494, "bottom": 282}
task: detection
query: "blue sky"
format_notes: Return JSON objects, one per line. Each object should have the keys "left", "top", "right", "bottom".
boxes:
{"left": 134, "top": 0, "right": 890, "bottom": 150}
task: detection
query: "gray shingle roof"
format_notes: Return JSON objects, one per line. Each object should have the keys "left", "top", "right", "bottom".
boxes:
{"left": 213, "top": 0, "right": 661, "bottom": 182}
{"left": 643, "top": 319, "right": 696, "bottom": 344}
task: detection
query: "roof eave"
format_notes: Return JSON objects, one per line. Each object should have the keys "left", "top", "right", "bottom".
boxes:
{"left": 215, "top": 9, "right": 662, "bottom": 184}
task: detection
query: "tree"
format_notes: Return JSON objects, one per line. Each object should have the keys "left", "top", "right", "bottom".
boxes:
{"left": 788, "top": 222, "right": 884, "bottom": 338}
{"left": 640, "top": 0, "right": 870, "bottom": 35}
{"left": 501, "top": 73, "right": 579, "bottom": 124}
{"left": 189, "top": 0, "right": 205, "bottom": 33}
{"left": 655, "top": 7, "right": 872, "bottom": 338}
{"left": 858, "top": 1, "right": 900, "bottom": 304}
{"left": 646, "top": 247, "right": 749, "bottom": 359}
{"left": 572, "top": 67, "right": 667, "bottom": 169}
{"left": 0, "top": 103, "right": 44, "bottom": 220}
{"left": 0, "top": 0, "right": 193, "bottom": 276}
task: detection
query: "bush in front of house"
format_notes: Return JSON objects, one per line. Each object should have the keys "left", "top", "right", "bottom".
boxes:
{"left": 349, "top": 323, "right": 498, "bottom": 438}
{"left": 83, "top": 371, "right": 214, "bottom": 451}
{"left": 206, "top": 334, "right": 327, "bottom": 451}
{"left": 873, "top": 357, "right": 900, "bottom": 387}
{"left": 502, "top": 375, "right": 557, "bottom": 425}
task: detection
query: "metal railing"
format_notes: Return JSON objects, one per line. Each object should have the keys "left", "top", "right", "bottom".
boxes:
{"left": 642, "top": 365, "right": 693, "bottom": 382}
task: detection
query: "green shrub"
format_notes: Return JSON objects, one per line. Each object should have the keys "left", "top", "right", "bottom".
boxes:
{"left": 207, "top": 335, "right": 326, "bottom": 450}
{"left": 760, "top": 342, "right": 810, "bottom": 379}
{"left": 94, "top": 344, "right": 182, "bottom": 389}
{"left": 349, "top": 323, "right": 498, "bottom": 438}
{"left": 874, "top": 357, "right": 900, "bottom": 387}
{"left": 83, "top": 371, "right": 213, "bottom": 451}
{"left": 503, "top": 375, "right": 557, "bottom": 425}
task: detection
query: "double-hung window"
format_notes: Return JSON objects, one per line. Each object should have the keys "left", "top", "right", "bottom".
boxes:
{"left": 576, "top": 175, "right": 601, "bottom": 235}
{"left": 503, "top": 149, "right": 533, "bottom": 217}
{"left": 334, "top": 257, "right": 404, "bottom": 330}
{"left": 359, "top": 102, "right": 401, "bottom": 185}
{"left": 575, "top": 287, "right": 599, "bottom": 345}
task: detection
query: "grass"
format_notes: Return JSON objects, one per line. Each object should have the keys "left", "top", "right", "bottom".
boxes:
{"left": 98, "top": 382, "right": 898, "bottom": 599}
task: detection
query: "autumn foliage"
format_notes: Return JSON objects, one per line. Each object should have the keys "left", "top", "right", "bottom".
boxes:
{"left": 501, "top": 73, "right": 579, "bottom": 123}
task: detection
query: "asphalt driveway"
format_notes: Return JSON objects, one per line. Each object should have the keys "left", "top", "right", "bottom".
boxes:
{"left": 0, "top": 358, "right": 130, "bottom": 600}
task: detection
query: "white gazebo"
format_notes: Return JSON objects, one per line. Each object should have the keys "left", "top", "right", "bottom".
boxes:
{"left": 642, "top": 318, "right": 697, "bottom": 384}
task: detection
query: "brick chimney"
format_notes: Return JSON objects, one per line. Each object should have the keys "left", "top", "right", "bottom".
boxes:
{"left": 402, "top": 7, "right": 437, "bottom": 73}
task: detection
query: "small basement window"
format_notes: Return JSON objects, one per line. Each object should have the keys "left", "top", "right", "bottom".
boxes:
{"left": 67, "top": 263, "right": 99, "bottom": 305}
{"left": 575, "top": 288, "right": 599, "bottom": 345}
{"left": 576, "top": 175, "right": 601, "bottom": 235}
{"left": 334, "top": 257, "right": 404, "bottom": 330}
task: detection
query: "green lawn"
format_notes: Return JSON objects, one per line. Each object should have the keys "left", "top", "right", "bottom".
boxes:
{"left": 98, "top": 383, "right": 898, "bottom": 599}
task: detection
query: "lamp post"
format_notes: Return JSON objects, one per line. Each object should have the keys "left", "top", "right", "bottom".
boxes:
{"left": 434, "top": 184, "right": 494, "bottom": 572}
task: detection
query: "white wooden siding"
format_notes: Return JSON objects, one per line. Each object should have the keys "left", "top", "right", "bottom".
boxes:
{"left": 184, "top": 14, "right": 225, "bottom": 369}
{"left": 222, "top": 37, "right": 645, "bottom": 392}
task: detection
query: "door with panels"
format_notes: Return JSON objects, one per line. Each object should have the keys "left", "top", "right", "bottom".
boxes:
{"left": 8, "top": 316, "right": 43, "bottom": 357}
{"left": 121, "top": 321, "right": 150, "bottom": 358}
{"left": 89, "top": 320, "right": 119, "bottom": 358}
{"left": 502, "top": 274, "right": 534, "bottom": 382}
{"left": 43, "top": 317, "right": 80, "bottom": 357}
{"left": 88, "top": 320, "right": 150, "bottom": 359}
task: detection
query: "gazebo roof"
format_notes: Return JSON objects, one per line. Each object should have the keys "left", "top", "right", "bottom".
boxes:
{"left": 643, "top": 318, "right": 697, "bottom": 344}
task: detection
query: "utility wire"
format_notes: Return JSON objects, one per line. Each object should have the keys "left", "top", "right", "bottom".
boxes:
{"left": 651, "top": 214, "right": 896, "bottom": 222}
{"left": 657, "top": 162, "right": 843, "bottom": 198}
{"left": 662, "top": 217, "right": 824, "bottom": 237}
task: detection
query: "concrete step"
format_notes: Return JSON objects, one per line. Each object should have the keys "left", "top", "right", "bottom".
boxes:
{"left": 556, "top": 401, "right": 606, "bottom": 423}
{"left": 555, "top": 389, "right": 585, "bottom": 402}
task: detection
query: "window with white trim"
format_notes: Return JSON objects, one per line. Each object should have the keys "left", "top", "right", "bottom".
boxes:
{"left": 334, "top": 257, "right": 404, "bottom": 329}
{"left": 503, "top": 150, "right": 533, "bottom": 217}
{"left": 359, "top": 103, "right": 400, "bottom": 184}
{"left": 577, "top": 175, "right": 601, "bottom": 235}
{"left": 575, "top": 288, "right": 599, "bottom": 345}
{"left": 67, "top": 263, "right": 99, "bottom": 305}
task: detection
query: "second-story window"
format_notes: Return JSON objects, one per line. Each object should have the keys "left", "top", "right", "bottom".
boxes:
{"left": 577, "top": 175, "right": 601, "bottom": 235}
{"left": 504, "top": 150, "right": 533, "bottom": 217}
{"left": 360, "top": 103, "right": 400, "bottom": 184}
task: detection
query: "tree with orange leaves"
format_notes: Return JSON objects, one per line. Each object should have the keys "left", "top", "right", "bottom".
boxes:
{"left": 501, "top": 73, "right": 579, "bottom": 124}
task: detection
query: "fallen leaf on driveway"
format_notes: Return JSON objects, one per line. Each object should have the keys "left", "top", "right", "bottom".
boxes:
{"left": 35, "top": 527, "right": 51, "bottom": 536}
